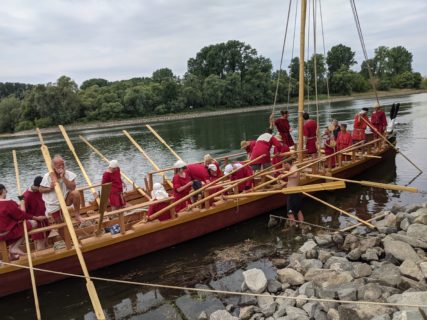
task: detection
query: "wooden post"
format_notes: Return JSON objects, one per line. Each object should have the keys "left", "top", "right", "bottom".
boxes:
{"left": 297, "top": 0, "right": 307, "bottom": 162}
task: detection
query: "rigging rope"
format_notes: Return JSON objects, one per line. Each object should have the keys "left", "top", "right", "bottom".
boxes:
{"left": 306, "top": 0, "right": 311, "bottom": 111}
{"left": 312, "top": 0, "right": 322, "bottom": 158}
{"left": 286, "top": 0, "right": 299, "bottom": 110}
{"left": 319, "top": 0, "right": 332, "bottom": 106}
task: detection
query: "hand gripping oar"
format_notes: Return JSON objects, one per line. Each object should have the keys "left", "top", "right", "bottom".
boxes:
{"left": 145, "top": 124, "right": 183, "bottom": 161}
{"left": 13, "top": 150, "right": 42, "bottom": 320}
{"left": 37, "top": 130, "right": 106, "bottom": 320}
{"left": 360, "top": 116, "right": 422, "bottom": 173}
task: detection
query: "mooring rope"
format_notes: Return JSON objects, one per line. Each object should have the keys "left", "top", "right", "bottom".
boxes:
{"left": 2, "top": 261, "right": 427, "bottom": 310}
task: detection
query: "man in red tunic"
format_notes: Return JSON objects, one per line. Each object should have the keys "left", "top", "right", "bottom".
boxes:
{"left": 371, "top": 103, "right": 387, "bottom": 135}
{"left": 147, "top": 183, "right": 171, "bottom": 221}
{"left": 241, "top": 140, "right": 256, "bottom": 159}
{"left": 250, "top": 128, "right": 281, "bottom": 170}
{"left": 271, "top": 110, "right": 295, "bottom": 147}
{"left": 102, "top": 160, "right": 126, "bottom": 210}
{"left": 303, "top": 112, "right": 318, "bottom": 157}
{"left": 322, "top": 127, "right": 336, "bottom": 170}
{"left": 23, "top": 176, "right": 48, "bottom": 251}
{"left": 187, "top": 163, "right": 210, "bottom": 184}
{"left": 172, "top": 160, "right": 193, "bottom": 212}
{"left": 224, "top": 163, "right": 254, "bottom": 193}
{"left": 336, "top": 123, "right": 352, "bottom": 161}
{"left": 0, "top": 184, "right": 46, "bottom": 259}
{"left": 272, "top": 135, "right": 291, "bottom": 176}
{"left": 352, "top": 107, "right": 370, "bottom": 143}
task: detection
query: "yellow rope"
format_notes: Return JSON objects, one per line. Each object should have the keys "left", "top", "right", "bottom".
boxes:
{"left": 2, "top": 261, "right": 427, "bottom": 309}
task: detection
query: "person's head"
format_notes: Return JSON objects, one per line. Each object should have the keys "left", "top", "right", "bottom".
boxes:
{"left": 240, "top": 140, "right": 250, "bottom": 149}
{"left": 109, "top": 160, "right": 120, "bottom": 171}
{"left": 173, "top": 160, "right": 187, "bottom": 173}
{"left": 203, "top": 154, "right": 214, "bottom": 165}
{"left": 340, "top": 123, "right": 347, "bottom": 132}
{"left": 207, "top": 163, "right": 218, "bottom": 176}
{"left": 332, "top": 119, "right": 338, "bottom": 127}
{"left": 360, "top": 107, "right": 369, "bottom": 115}
{"left": 283, "top": 157, "right": 294, "bottom": 170}
{"left": 0, "top": 184, "right": 6, "bottom": 199}
{"left": 303, "top": 112, "right": 309, "bottom": 120}
{"left": 151, "top": 183, "right": 168, "bottom": 200}
{"left": 224, "top": 164, "right": 233, "bottom": 175}
{"left": 33, "top": 176, "right": 43, "bottom": 187}
{"left": 373, "top": 103, "right": 380, "bottom": 110}
{"left": 280, "top": 110, "right": 289, "bottom": 118}
{"left": 52, "top": 155, "right": 65, "bottom": 175}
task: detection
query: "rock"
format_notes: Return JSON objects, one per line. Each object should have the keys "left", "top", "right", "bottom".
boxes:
{"left": 298, "top": 240, "right": 318, "bottom": 254}
{"left": 392, "top": 310, "right": 425, "bottom": 320}
{"left": 175, "top": 295, "right": 225, "bottom": 320}
{"left": 272, "top": 258, "right": 287, "bottom": 269}
{"left": 406, "top": 204, "right": 423, "bottom": 213}
{"left": 324, "top": 256, "right": 353, "bottom": 271}
{"left": 247, "top": 259, "right": 278, "bottom": 281}
{"left": 358, "top": 283, "right": 382, "bottom": 301}
{"left": 304, "top": 268, "right": 337, "bottom": 282}
{"left": 399, "top": 276, "right": 427, "bottom": 291}
{"left": 298, "top": 281, "right": 315, "bottom": 297}
{"left": 135, "top": 290, "right": 165, "bottom": 313}
{"left": 352, "top": 263, "right": 372, "bottom": 278}
{"left": 362, "top": 248, "right": 380, "bottom": 262}
{"left": 387, "top": 233, "right": 427, "bottom": 249}
{"left": 305, "top": 249, "right": 318, "bottom": 259}
{"left": 257, "top": 294, "right": 276, "bottom": 317}
{"left": 285, "top": 306, "right": 309, "bottom": 320}
{"left": 336, "top": 283, "right": 357, "bottom": 301}
{"left": 113, "top": 298, "right": 132, "bottom": 319}
{"left": 239, "top": 295, "right": 258, "bottom": 307}
{"left": 419, "top": 262, "right": 427, "bottom": 279}
{"left": 209, "top": 310, "right": 238, "bottom": 320}
{"left": 239, "top": 306, "right": 257, "bottom": 320}
{"left": 199, "top": 311, "right": 208, "bottom": 320}
{"left": 399, "top": 260, "right": 424, "bottom": 281}
{"left": 130, "top": 304, "right": 183, "bottom": 320}
{"left": 406, "top": 224, "right": 427, "bottom": 240}
{"left": 327, "top": 308, "right": 340, "bottom": 320}
{"left": 338, "top": 304, "right": 394, "bottom": 320}
{"left": 287, "top": 253, "right": 305, "bottom": 273}
{"left": 225, "top": 304, "right": 233, "bottom": 312}
{"left": 332, "top": 233, "right": 344, "bottom": 246}
{"left": 400, "top": 218, "right": 410, "bottom": 231}
{"left": 267, "top": 216, "right": 279, "bottom": 228}
{"left": 375, "top": 213, "right": 397, "bottom": 229}
{"left": 267, "top": 279, "right": 282, "bottom": 293}
{"left": 347, "top": 248, "right": 362, "bottom": 261}
{"left": 387, "top": 291, "right": 427, "bottom": 313}
{"left": 318, "top": 250, "right": 333, "bottom": 263}
{"left": 414, "top": 214, "right": 427, "bottom": 225}
{"left": 410, "top": 207, "right": 427, "bottom": 222}
{"left": 314, "top": 272, "right": 354, "bottom": 299}
{"left": 277, "top": 268, "right": 305, "bottom": 286}
{"left": 371, "top": 263, "right": 402, "bottom": 287}
{"left": 243, "top": 268, "right": 268, "bottom": 294}
{"left": 359, "top": 237, "right": 381, "bottom": 251}
{"left": 342, "top": 234, "right": 359, "bottom": 251}
{"left": 371, "top": 315, "right": 391, "bottom": 320}
{"left": 295, "top": 294, "right": 308, "bottom": 308}
{"left": 300, "top": 259, "right": 323, "bottom": 273}
{"left": 315, "top": 234, "right": 333, "bottom": 246}
{"left": 383, "top": 239, "right": 420, "bottom": 262}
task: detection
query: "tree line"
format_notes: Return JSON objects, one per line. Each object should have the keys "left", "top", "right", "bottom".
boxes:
{"left": 0, "top": 40, "right": 425, "bottom": 133}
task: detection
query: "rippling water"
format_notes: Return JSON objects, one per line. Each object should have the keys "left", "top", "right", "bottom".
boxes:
{"left": 1, "top": 93, "right": 426, "bottom": 319}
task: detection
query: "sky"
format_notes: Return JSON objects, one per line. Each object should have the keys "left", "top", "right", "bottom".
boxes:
{"left": 0, "top": 0, "right": 426, "bottom": 85}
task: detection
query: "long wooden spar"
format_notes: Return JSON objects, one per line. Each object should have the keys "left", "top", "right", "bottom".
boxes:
{"left": 78, "top": 135, "right": 150, "bottom": 200}
{"left": 13, "top": 150, "right": 42, "bottom": 320}
{"left": 146, "top": 124, "right": 183, "bottom": 161}
{"left": 122, "top": 130, "right": 173, "bottom": 189}
{"left": 297, "top": 0, "right": 307, "bottom": 162}
{"left": 37, "top": 134, "right": 106, "bottom": 320}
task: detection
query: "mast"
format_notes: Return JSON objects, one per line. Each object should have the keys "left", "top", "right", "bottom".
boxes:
{"left": 297, "top": 0, "right": 307, "bottom": 162}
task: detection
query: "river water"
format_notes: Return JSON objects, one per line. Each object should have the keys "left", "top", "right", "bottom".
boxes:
{"left": 1, "top": 94, "right": 426, "bottom": 319}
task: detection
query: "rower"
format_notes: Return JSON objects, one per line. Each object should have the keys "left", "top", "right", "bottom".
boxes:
{"left": 147, "top": 183, "right": 171, "bottom": 221}
{"left": 352, "top": 107, "right": 370, "bottom": 144}
{"left": 224, "top": 163, "right": 254, "bottom": 193}
{"left": 172, "top": 160, "right": 192, "bottom": 212}
{"left": 371, "top": 103, "right": 387, "bottom": 148}
{"left": 102, "top": 160, "right": 126, "bottom": 210}
{"left": 271, "top": 110, "right": 295, "bottom": 147}
{"left": 250, "top": 128, "right": 281, "bottom": 171}
{"left": 240, "top": 140, "right": 256, "bottom": 160}
{"left": 204, "top": 154, "right": 223, "bottom": 177}
{"left": 336, "top": 123, "right": 352, "bottom": 162}
{"left": 303, "top": 112, "right": 318, "bottom": 159}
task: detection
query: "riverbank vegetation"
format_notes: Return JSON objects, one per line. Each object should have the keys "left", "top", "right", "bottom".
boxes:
{"left": 0, "top": 40, "right": 425, "bottom": 133}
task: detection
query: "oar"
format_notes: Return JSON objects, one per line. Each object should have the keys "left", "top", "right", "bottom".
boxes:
{"left": 13, "top": 150, "right": 42, "bottom": 320}
{"left": 37, "top": 133, "right": 106, "bottom": 320}
{"left": 302, "top": 192, "right": 375, "bottom": 229}
{"left": 360, "top": 116, "right": 422, "bottom": 173}
{"left": 58, "top": 125, "right": 99, "bottom": 205}
{"left": 122, "top": 130, "right": 173, "bottom": 188}
{"left": 145, "top": 124, "right": 183, "bottom": 161}
{"left": 78, "top": 135, "right": 150, "bottom": 200}
{"left": 340, "top": 212, "right": 388, "bottom": 232}
{"left": 305, "top": 173, "right": 418, "bottom": 193}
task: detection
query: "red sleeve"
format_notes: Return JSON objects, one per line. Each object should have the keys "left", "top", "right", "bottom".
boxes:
{"left": 172, "top": 175, "right": 181, "bottom": 192}
{"left": 303, "top": 123, "right": 309, "bottom": 137}
{"left": 8, "top": 201, "right": 33, "bottom": 220}
{"left": 270, "top": 136, "right": 281, "bottom": 148}
{"left": 102, "top": 172, "right": 111, "bottom": 184}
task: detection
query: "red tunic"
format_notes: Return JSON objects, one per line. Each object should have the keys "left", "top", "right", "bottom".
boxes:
{"left": 303, "top": 119, "right": 318, "bottom": 154}
{"left": 272, "top": 143, "right": 290, "bottom": 177}
{"left": 230, "top": 164, "right": 254, "bottom": 192}
{"left": 324, "top": 138, "right": 336, "bottom": 167}
{"left": 23, "top": 190, "right": 48, "bottom": 240}
{"left": 274, "top": 118, "right": 295, "bottom": 146}
{"left": 371, "top": 110, "right": 387, "bottom": 134}
{"left": 172, "top": 173, "right": 192, "bottom": 212}
{"left": 352, "top": 114, "right": 370, "bottom": 141}
{"left": 250, "top": 134, "right": 281, "bottom": 165}
{"left": 147, "top": 202, "right": 171, "bottom": 221}
{"left": 102, "top": 169, "right": 125, "bottom": 207}
{"left": 336, "top": 131, "right": 352, "bottom": 151}
{"left": 0, "top": 200, "right": 34, "bottom": 243}
{"left": 244, "top": 141, "right": 256, "bottom": 159}
{"left": 187, "top": 163, "right": 210, "bottom": 182}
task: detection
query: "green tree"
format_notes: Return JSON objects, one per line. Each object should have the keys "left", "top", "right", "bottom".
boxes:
{"left": 387, "top": 46, "right": 412, "bottom": 76}
{"left": 152, "top": 68, "right": 175, "bottom": 82}
{"left": 288, "top": 57, "right": 300, "bottom": 81}
{"left": 182, "top": 73, "right": 203, "bottom": 108}
{"left": 80, "top": 78, "right": 109, "bottom": 90}
{"left": 203, "top": 75, "right": 225, "bottom": 106}
{"left": 0, "top": 96, "right": 22, "bottom": 132}
{"left": 326, "top": 44, "right": 356, "bottom": 78}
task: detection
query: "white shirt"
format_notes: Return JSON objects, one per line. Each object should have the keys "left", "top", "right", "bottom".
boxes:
{"left": 40, "top": 170, "right": 77, "bottom": 216}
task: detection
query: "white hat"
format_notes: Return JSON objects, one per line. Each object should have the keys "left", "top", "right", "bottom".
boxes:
{"left": 151, "top": 183, "right": 168, "bottom": 200}
{"left": 109, "top": 160, "right": 119, "bottom": 168}
{"left": 207, "top": 163, "right": 217, "bottom": 172}
{"left": 173, "top": 160, "right": 187, "bottom": 169}
{"left": 224, "top": 164, "right": 233, "bottom": 175}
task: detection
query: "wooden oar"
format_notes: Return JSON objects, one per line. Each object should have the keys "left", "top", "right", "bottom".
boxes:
{"left": 360, "top": 116, "right": 423, "bottom": 173}
{"left": 37, "top": 132, "right": 106, "bottom": 320}
{"left": 78, "top": 135, "right": 150, "bottom": 200}
{"left": 340, "top": 212, "right": 388, "bottom": 232}
{"left": 305, "top": 173, "right": 418, "bottom": 193}
{"left": 96, "top": 182, "right": 112, "bottom": 236}
{"left": 13, "top": 150, "right": 42, "bottom": 320}
{"left": 146, "top": 124, "right": 183, "bottom": 161}
{"left": 302, "top": 192, "right": 375, "bottom": 229}
{"left": 222, "top": 181, "right": 346, "bottom": 199}
{"left": 122, "top": 130, "right": 173, "bottom": 189}
{"left": 58, "top": 125, "right": 99, "bottom": 205}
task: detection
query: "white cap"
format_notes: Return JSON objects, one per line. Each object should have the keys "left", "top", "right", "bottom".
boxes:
{"left": 151, "top": 183, "right": 168, "bottom": 200}
{"left": 224, "top": 164, "right": 233, "bottom": 175}
{"left": 109, "top": 160, "right": 119, "bottom": 168}
{"left": 173, "top": 160, "right": 187, "bottom": 169}
{"left": 207, "top": 163, "right": 217, "bottom": 172}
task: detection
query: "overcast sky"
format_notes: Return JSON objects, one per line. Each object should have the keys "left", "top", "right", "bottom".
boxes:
{"left": 1, "top": 0, "right": 426, "bottom": 85}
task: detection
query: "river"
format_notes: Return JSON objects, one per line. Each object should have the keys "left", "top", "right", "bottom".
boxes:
{"left": 1, "top": 93, "right": 426, "bottom": 319}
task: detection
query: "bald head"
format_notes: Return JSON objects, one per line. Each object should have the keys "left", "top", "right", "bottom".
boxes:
{"left": 52, "top": 155, "right": 65, "bottom": 175}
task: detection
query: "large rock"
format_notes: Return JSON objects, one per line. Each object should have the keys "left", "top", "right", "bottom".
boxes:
{"left": 209, "top": 310, "right": 238, "bottom": 320}
{"left": 277, "top": 268, "right": 305, "bottom": 286}
{"left": 410, "top": 207, "right": 427, "bottom": 224}
{"left": 318, "top": 250, "right": 333, "bottom": 263}
{"left": 304, "top": 268, "right": 337, "bottom": 282}
{"left": 324, "top": 256, "right": 353, "bottom": 272}
{"left": 336, "top": 283, "right": 357, "bottom": 301}
{"left": 358, "top": 283, "right": 382, "bottom": 301}
{"left": 300, "top": 259, "right": 323, "bottom": 273}
{"left": 399, "top": 260, "right": 424, "bottom": 281}
{"left": 257, "top": 293, "right": 277, "bottom": 316}
{"left": 299, "top": 281, "right": 315, "bottom": 297}
{"left": 352, "top": 263, "right": 372, "bottom": 278}
{"left": 406, "top": 224, "right": 427, "bottom": 240}
{"left": 392, "top": 310, "right": 425, "bottom": 320}
{"left": 243, "top": 268, "right": 268, "bottom": 294}
{"left": 314, "top": 234, "right": 333, "bottom": 246}
{"left": 267, "top": 279, "right": 282, "bottom": 293}
{"left": 371, "top": 263, "right": 402, "bottom": 287}
{"left": 387, "top": 291, "right": 427, "bottom": 313}
{"left": 419, "top": 262, "right": 427, "bottom": 279}
{"left": 136, "top": 290, "right": 165, "bottom": 313}
{"left": 239, "top": 306, "right": 258, "bottom": 320}
{"left": 176, "top": 295, "right": 224, "bottom": 320}
{"left": 247, "top": 259, "right": 278, "bottom": 281}
{"left": 375, "top": 213, "right": 397, "bottom": 229}
{"left": 314, "top": 272, "right": 354, "bottom": 299}
{"left": 130, "top": 304, "right": 182, "bottom": 320}
{"left": 285, "top": 306, "right": 309, "bottom": 320}
{"left": 383, "top": 239, "right": 420, "bottom": 262}
{"left": 342, "top": 234, "right": 359, "bottom": 251}
{"left": 298, "top": 240, "right": 318, "bottom": 254}
{"left": 338, "top": 304, "right": 394, "bottom": 320}
{"left": 387, "top": 233, "right": 427, "bottom": 250}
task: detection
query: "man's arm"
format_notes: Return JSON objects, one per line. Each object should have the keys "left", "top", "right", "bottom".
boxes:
{"left": 62, "top": 174, "right": 76, "bottom": 191}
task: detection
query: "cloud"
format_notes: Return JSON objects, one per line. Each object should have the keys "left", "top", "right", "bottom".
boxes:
{"left": 0, "top": 0, "right": 426, "bottom": 84}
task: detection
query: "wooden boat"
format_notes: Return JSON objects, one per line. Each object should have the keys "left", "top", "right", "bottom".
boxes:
{"left": 0, "top": 0, "right": 403, "bottom": 299}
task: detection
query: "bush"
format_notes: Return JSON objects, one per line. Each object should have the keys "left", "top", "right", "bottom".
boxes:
{"left": 35, "top": 117, "right": 53, "bottom": 128}
{"left": 15, "top": 120, "right": 34, "bottom": 131}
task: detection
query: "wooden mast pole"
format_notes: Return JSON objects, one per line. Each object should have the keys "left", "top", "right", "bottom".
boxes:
{"left": 297, "top": 0, "right": 307, "bottom": 162}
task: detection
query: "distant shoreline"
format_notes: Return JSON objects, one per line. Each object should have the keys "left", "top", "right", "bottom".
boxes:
{"left": 1, "top": 88, "right": 425, "bottom": 138}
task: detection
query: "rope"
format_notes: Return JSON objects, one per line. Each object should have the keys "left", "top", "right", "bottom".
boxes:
{"left": 349, "top": 0, "right": 380, "bottom": 105}
{"left": 319, "top": 0, "right": 331, "bottom": 106}
{"left": 272, "top": 0, "right": 293, "bottom": 116}
{"left": 2, "top": 261, "right": 427, "bottom": 309}
{"left": 286, "top": 0, "right": 299, "bottom": 110}
{"left": 306, "top": 0, "right": 311, "bottom": 110}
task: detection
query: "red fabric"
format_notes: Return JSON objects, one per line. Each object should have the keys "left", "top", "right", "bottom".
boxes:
{"left": 172, "top": 173, "right": 192, "bottom": 212}
{"left": 371, "top": 110, "right": 387, "bottom": 134}
{"left": 147, "top": 202, "right": 171, "bottom": 221}
{"left": 324, "top": 139, "right": 336, "bottom": 167}
{"left": 102, "top": 169, "right": 125, "bottom": 207}
{"left": 352, "top": 114, "right": 369, "bottom": 141}
{"left": 0, "top": 200, "right": 34, "bottom": 242}
{"left": 336, "top": 131, "right": 352, "bottom": 151}
{"left": 303, "top": 119, "right": 318, "bottom": 154}
{"left": 230, "top": 164, "right": 254, "bottom": 192}
{"left": 23, "top": 190, "right": 48, "bottom": 240}
{"left": 272, "top": 143, "right": 290, "bottom": 177}
{"left": 244, "top": 141, "right": 256, "bottom": 158}
{"left": 187, "top": 163, "right": 210, "bottom": 182}
{"left": 212, "top": 161, "right": 223, "bottom": 177}
{"left": 250, "top": 136, "right": 281, "bottom": 165}
{"left": 275, "top": 118, "right": 295, "bottom": 146}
